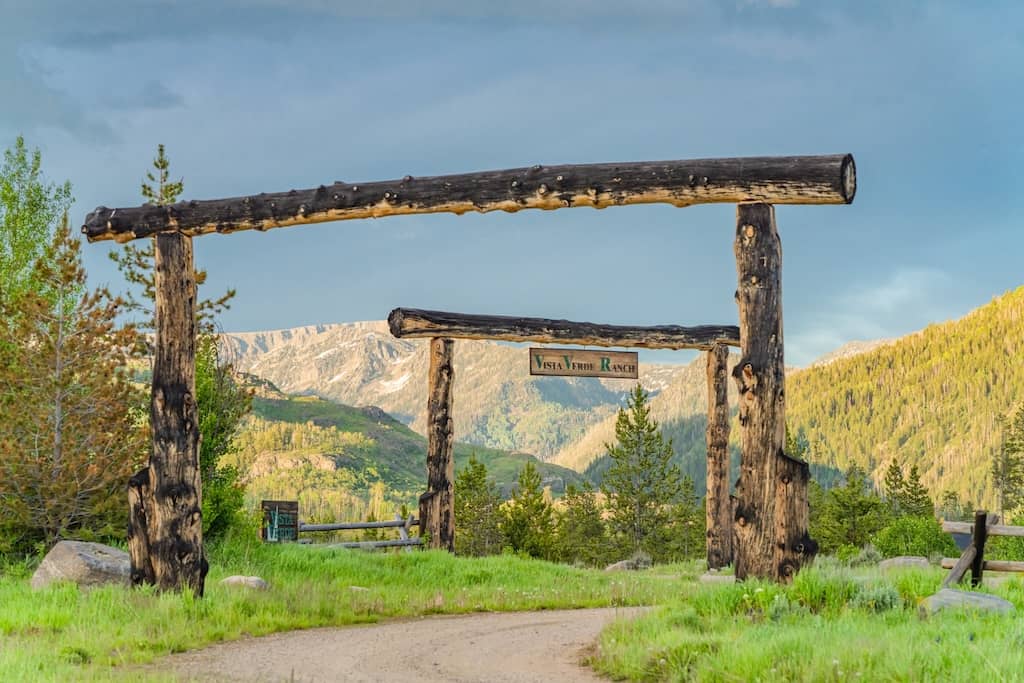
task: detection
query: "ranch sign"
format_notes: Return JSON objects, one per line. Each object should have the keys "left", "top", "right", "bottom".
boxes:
{"left": 529, "top": 348, "right": 639, "bottom": 379}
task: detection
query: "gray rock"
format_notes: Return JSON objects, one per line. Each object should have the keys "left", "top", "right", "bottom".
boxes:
{"left": 31, "top": 541, "right": 130, "bottom": 590}
{"left": 919, "top": 589, "right": 1015, "bottom": 616}
{"left": 604, "top": 559, "right": 635, "bottom": 572}
{"left": 220, "top": 575, "right": 269, "bottom": 590}
{"left": 699, "top": 572, "right": 736, "bottom": 584}
{"left": 879, "top": 556, "right": 930, "bottom": 571}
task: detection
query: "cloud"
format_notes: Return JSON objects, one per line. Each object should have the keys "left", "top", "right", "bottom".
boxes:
{"left": 107, "top": 81, "right": 185, "bottom": 111}
{"left": 788, "top": 267, "right": 955, "bottom": 366}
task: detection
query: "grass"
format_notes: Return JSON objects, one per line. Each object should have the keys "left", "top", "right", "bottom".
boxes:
{"left": 591, "top": 560, "right": 1024, "bottom": 681}
{"left": 0, "top": 535, "right": 688, "bottom": 682}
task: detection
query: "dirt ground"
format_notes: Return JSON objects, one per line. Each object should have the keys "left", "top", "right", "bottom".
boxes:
{"left": 159, "top": 607, "right": 644, "bottom": 682}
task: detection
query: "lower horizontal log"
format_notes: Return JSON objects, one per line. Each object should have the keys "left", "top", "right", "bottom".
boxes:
{"left": 300, "top": 519, "right": 418, "bottom": 532}
{"left": 323, "top": 539, "right": 424, "bottom": 549}
{"left": 941, "top": 558, "right": 1024, "bottom": 573}
{"left": 389, "top": 308, "right": 740, "bottom": 350}
{"left": 943, "top": 521, "right": 1024, "bottom": 537}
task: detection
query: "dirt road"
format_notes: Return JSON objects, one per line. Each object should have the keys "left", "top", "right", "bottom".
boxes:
{"left": 162, "top": 607, "right": 643, "bottom": 682}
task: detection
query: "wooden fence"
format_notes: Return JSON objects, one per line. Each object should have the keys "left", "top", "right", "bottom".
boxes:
{"left": 262, "top": 502, "right": 422, "bottom": 551}
{"left": 940, "top": 511, "right": 1024, "bottom": 588}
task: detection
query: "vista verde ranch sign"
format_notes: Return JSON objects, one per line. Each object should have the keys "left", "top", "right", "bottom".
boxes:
{"left": 529, "top": 348, "right": 639, "bottom": 379}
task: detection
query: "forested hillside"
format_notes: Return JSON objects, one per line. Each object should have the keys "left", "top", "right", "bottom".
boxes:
{"left": 786, "top": 286, "right": 1024, "bottom": 507}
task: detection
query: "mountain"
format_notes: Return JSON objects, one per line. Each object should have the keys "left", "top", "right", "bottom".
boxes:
{"left": 227, "top": 383, "right": 588, "bottom": 523}
{"left": 222, "top": 322, "right": 687, "bottom": 460}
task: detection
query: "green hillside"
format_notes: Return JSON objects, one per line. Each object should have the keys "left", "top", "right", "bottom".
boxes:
{"left": 786, "top": 286, "right": 1024, "bottom": 507}
{"left": 227, "top": 390, "right": 586, "bottom": 522}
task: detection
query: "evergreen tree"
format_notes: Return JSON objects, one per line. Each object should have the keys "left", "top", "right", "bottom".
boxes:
{"left": 667, "top": 475, "right": 705, "bottom": 561}
{"left": 882, "top": 459, "right": 906, "bottom": 516}
{"left": 901, "top": 464, "right": 934, "bottom": 517}
{"left": 453, "top": 455, "right": 504, "bottom": 557}
{"left": 0, "top": 220, "right": 147, "bottom": 552}
{"left": 554, "top": 481, "right": 609, "bottom": 567}
{"left": 992, "top": 403, "right": 1024, "bottom": 517}
{"left": 601, "top": 385, "right": 683, "bottom": 560}
{"left": 811, "top": 466, "right": 890, "bottom": 555}
{"left": 110, "top": 145, "right": 249, "bottom": 540}
{"left": 502, "top": 461, "right": 554, "bottom": 559}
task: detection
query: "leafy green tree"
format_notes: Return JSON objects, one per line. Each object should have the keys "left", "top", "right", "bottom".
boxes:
{"left": 992, "top": 403, "right": 1024, "bottom": 517}
{"left": 502, "top": 461, "right": 554, "bottom": 559}
{"left": 601, "top": 385, "right": 683, "bottom": 560}
{"left": 901, "top": 465, "right": 934, "bottom": 517}
{"left": 0, "top": 136, "right": 73, "bottom": 315}
{"left": 554, "top": 481, "right": 609, "bottom": 567}
{"left": 453, "top": 455, "right": 504, "bottom": 557}
{"left": 109, "top": 145, "right": 248, "bottom": 540}
{"left": 872, "top": 516, "right": 957, "bottom": 558}
{"left": 0, "top": 220, "right": 147, "bottom": 553}
{"left": 811, "top": 466, "right": 891, "bottom": 555}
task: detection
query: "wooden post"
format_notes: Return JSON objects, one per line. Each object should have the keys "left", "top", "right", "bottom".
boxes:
{"left": 970, "top": 510, "right": 989, "bottom": 587}
{"left": 419, "top": 337, "right": 455, "bottom": 551}
{"left": 127, "top": 233, "right": 208, "bottom": 594}
{"left": 732, "top": 203, "right": 815, "bottom": 582}
{"left": 705, "top": 344, "right": 733, "bottom": 569}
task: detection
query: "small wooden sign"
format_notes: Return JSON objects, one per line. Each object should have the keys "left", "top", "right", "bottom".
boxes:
{"left": 529, "top": 348, "right": 639, "bottom": 379}
{"left": 261, "top": 500, "right": 299, "bottom": 542}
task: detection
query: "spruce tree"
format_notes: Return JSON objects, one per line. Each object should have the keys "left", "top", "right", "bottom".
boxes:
{"left": 811, "top": 466, "right": 890, "bottom": 554}
{"left": 667, "top": 475, "right": 706, "bottom": 561}
{"left": 992, "top": 403, "right": 1024, "bottom": 517}
{"left": 0, "top": 220, "right": 147, "bottom": 552}
{"left": 601, "top": 385, "right": 683, "bottom": 560}
{"left": 502, "top": 460, "right": 554, "bottom": 559}
{"left": 901, "top": 465, "right": 934, "bottom": 517}
{"left": 882, "top": 460, "right": 906, "bottom": 516}
{"left": 453, "top": 455, "right": 504, "bottom": 557}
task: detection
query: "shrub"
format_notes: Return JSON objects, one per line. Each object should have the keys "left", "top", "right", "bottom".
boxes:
{"left": 872, "top": 516, "right": 957, "bottom": 558}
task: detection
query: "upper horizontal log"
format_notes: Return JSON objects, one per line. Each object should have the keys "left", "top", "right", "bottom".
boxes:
{"left": 82, "top": 154, "right": 856, "bottom": 243}
{"left": 300, "top": 519, "right": 418, "bottom": 532}
{"left": 942, "top": 521, "right": 1024, "bottom": 538}
{"left": 388, "top": 308, "right": 740, "bottom": 350}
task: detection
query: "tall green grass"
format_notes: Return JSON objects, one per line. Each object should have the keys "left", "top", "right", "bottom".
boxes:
{"left": 0, "top": 535, "right": 686, "bottom": 681}
{"left": 592, "top": 562, "right": 1024, "bottom": 681}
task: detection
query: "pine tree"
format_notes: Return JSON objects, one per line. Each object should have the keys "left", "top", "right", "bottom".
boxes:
{"left": 667, "top": 475, "right": 706, "bottom": 561}
{"left": 554, "top": 481, "right": 609, "bottom": 566}
{"left": 453, "top": 455, "right": 504, "bottom": 557}
{"left": 901, "top": 464, "right": 934, "bottom": 517}
{"left": 882, "top": 460, "right": 906, "bottom": 516}
{"left": 811, "top": 466, "right": 891, "bottom": 554}
{"left": 601, "top": 385, "right": 683, "bottom": 560}
{"left": 502, "top": 460, "right": 554, "bottom": 559}
{"left": 992, "top": 403, "right": 1024, "bottom": 517}
{"left": 0, "top": 220, "right": 147, "bottom": 552}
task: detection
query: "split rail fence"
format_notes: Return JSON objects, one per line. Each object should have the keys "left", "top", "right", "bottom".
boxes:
{"left": 262, "top": 501, "right": 421, "bottom": 551}
{"left": 940, "top": 511, "right": 1024, "bottom": 588}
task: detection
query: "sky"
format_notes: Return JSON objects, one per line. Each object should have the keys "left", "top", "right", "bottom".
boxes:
{"left": 2, "top": 0, "right": 1022, "bottom": 366}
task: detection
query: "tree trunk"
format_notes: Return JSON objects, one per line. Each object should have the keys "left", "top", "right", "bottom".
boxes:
{"left": 419, "top": 337, "right": 455, "bottom": 551}
{"left": 82, "top": 154, "right": 856, "bottom": 242}
{"left": 731, "top": 203, "right": 815, "bottom": 582}
{"left": 127, "top": 232, "right": 207, "bottom": 594}
{"left": 389, "top": 308, "right": 739, "bottom": 350}
{"left": 705, "top": 344, "right": 733, "bottom": 569}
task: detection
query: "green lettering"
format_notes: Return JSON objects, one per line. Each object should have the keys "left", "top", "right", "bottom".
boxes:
{"left": 534, "top": 354, "right": 543, "bottom": 369}
{"left": 600, "top": 357, "right": 610, "bottom": 371}
{"left": 563, "top": 355, "right": 572, "bottom": 369}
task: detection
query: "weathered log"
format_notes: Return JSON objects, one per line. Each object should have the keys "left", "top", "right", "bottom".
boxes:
{"left": 970, "top": 510, "right": 990, "bottom": 587}
{"left": 705, "top": 344, "right": 733, "bottom": 570}
{"left": 942, "top": 545, "right": 978, "bottom": 589}
{"left": 419, "top": 338, "right": 455, "bottom": 551}
{"left": 324, "top": 538, "right": 424, "bottom": 550}
{"left": 300, "top": 519, "right": 418, "bottom": 532}
{"left": 941, "top": 558, "right": 1024, "bottom": 573}
{"left": 942, "top": 521, "right": 1024, "bottom": 537}
{"left": 82, "top": 155, "right": 856, "bottom": 242}
{"left": 127, "top": 233, "right": 207, "bottom": 594}
{"left": 731, "top": 203, "right": 815, "bottom": 582}
{"left": 389, "top": 308, "right": 740, "bottom": 350}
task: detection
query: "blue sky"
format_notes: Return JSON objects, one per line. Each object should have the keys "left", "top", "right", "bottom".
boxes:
{"left": 3, "top": 0, "right": 1022, "bottom": 365}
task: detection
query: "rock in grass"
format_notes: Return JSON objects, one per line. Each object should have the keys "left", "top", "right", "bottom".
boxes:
{"left": 221, "top": 575, "right": 270, "bottom": 590}
{"left": 878, "top": 556, "right": 930, "bottom": 571}
{"left": 31, "top": 541, "right": 130, "bottom": 590}
{"left": 919, "top": 589, "right": 1015, "bottom": 616}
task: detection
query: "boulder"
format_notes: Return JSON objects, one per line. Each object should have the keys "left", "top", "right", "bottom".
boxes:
{"left": 919, "top": 589, "right": 1015, "bottom": 616}
{"left": 879, "top": 556, "right": 930, "bottom": 571}
{"left": 220, "top": 575, "right": 270, "bottom": 590}
{"left": 31, "top": 541, "right": 130, "bottom": 590}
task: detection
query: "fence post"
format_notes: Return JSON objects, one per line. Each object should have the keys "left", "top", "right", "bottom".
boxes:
{"left": 420, "top": 337, "right": 455, "bottom": 551}
{"left": 971, "top": 510, "right": 989, "bottom": 587}
{"left": 705, "top": 344, "right": 733, "bottom": 569}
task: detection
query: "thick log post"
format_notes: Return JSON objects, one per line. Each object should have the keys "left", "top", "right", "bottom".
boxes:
{"left": 732, "top": 203, "right": 815, "bottom": 582}
{"left": 705, "top": 344, "right": 733, "bottom": 569}
{"left": 970, "top": 510, "right": 989, "bottom": 587}
{"left": 127, "top": 232, "right": 208, "bottom": 594}
{"left": 419, "top": 337, "right": 455, "bottom": 551}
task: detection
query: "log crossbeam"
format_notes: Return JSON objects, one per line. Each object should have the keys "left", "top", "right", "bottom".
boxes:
{"left": 82, "top": 154, "right": 855, "bottom": 243}
{"left": 389, "top": 308, "right": 740, "bottom": 351}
